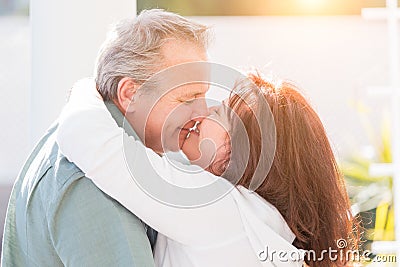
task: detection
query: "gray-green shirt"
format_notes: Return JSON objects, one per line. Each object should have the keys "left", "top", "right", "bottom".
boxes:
{"left": 1, "top": 102, "right": 156, "bottom": 267}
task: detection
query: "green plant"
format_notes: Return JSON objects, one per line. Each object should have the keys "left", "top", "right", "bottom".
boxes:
{"left": 341, "top": 102, "right": 393, "bottom": 252}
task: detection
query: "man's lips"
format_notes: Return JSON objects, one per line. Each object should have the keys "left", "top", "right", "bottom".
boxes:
{"left": 180, "top": 127, "right": 190, "bottom": 134}
{"left": 179, "top": 128, "right": 192, "bottom": 141}
{"left": 179, "top": 126, "right": 200, "bottom": 149}
{"left": 180, "top": 126, "right": 200, "bottom": 138}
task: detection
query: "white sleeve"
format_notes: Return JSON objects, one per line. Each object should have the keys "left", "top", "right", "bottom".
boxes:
{"left": 56, "top": 79, "right": 244, "bottom": 246}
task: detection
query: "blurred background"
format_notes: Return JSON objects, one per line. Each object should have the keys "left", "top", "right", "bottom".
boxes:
{"left": 0, "top": 0, "right": 399, "bottom": 264}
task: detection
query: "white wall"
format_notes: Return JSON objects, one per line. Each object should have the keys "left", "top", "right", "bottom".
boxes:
{"left": 30, "top": 0, "right": 136, "bottom": 145}
{"left": 197, "top": 16, "right": 397, "bottom": 158}
{"left": 0, "top": 1, "right": 136, "bottom": 185}
{"left": 0, "top": 15, "right": 397, "bottom": 184}
{"left": 0, "top": 16, "right": 30, "bottom": 185}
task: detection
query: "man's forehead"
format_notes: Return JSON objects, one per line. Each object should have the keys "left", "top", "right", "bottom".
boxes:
{"left": 151, "top": 63, "right": 211, "bottom": 95}
{"left": 160, "top": 39, "right": 208, "bottom": 66}
{"left": 171, "top": 82, "right": 209, "bottom": 96}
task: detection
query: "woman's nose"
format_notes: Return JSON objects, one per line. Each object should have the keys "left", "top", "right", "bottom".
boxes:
{"left": 208, "top": 105, "right": 220, "bottom": 114}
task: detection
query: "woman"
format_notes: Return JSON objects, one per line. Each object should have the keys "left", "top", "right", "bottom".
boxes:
{"left": 56, "top": 72, "right": 359, "bottom": 266}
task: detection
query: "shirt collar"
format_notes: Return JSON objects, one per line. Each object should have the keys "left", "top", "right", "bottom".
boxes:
{"left": 104, "top": 100, "right": 141, "bottom": 142}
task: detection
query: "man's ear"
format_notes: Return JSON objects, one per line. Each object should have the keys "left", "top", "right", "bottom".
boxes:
{"left": 116, "top": 77, "right": 139, "bottom": 113}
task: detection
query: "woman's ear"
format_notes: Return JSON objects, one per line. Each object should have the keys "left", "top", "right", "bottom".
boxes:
{"left": 117, "top": 77, "right": 139, "bottom": 113}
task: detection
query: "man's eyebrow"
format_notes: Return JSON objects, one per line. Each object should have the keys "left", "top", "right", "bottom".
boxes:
{"left": 182, "top": 91, "right": 206, "bottom": 97}
{"left": 194, "top": 91, "right": 206, "bottom": 96}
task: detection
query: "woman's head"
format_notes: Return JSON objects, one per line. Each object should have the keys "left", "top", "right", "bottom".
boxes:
{"left": 183, "top": 71, "right": 359, "bottom": 266}
{"left": 230, "top": 73, "right": 359, "bottom": 265}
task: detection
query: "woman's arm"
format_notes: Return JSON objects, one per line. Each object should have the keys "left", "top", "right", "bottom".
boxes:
{"left": 56, "top": 79, "right": 244, "bottom": 246}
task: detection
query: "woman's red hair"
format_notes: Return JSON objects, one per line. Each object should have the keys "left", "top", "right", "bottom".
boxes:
{"left": 223, "top": 72, "right": 360, "bottom": 266}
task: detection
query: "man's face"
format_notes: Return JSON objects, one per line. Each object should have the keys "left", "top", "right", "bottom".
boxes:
{"left": 125, "top": 40, "right": 209, "bottom": 153}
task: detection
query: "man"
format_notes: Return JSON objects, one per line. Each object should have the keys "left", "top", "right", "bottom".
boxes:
{"left": 1, "top": 9, "right": 210, "bottom": 266}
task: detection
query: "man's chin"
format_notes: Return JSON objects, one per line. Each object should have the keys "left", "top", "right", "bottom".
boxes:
{"left": 161, "top": 139, "right": 183, "bottom": 153}
{"left": 178, "top": 130, "right": 190, "bottom": 150}
{"left": 178, "top": 137, "right": 186, "bottom": 151}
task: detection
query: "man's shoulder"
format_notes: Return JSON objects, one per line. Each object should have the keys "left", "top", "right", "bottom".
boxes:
{"left": 3, "top": 124, "right": 155, "bottom": 267}
{"left": 13, "top": 121, "right": 149, "bottom": 231}
{"left": 17, "top": 123, "right": 127, "bottom": 211}
{"left": 23, "top": 124, "right": 147, "bottom": 225}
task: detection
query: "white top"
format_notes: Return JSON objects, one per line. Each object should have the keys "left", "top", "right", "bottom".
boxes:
{"left": 56, "top": 79, "right": 304, "bottom": 267}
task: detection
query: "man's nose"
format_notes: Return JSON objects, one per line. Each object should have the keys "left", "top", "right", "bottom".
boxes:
{"left": 191, "top": 97, "right": 209, "bottom": 120}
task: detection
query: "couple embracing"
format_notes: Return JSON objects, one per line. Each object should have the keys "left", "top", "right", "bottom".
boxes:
{"left": 2, "top": 9, "right": 359, "bottom": 267}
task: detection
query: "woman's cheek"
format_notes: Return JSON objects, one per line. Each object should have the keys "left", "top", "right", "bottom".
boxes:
{"left": 181, "top": 134, "right": 201, "bottom": 162}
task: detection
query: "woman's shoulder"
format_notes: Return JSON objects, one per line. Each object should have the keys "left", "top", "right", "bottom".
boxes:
{"left": 233, "top": 185, "right": 296, "bottom": 243}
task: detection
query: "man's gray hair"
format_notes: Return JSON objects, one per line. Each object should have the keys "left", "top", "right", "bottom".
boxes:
{"left": 95, "top": 9, "right": 211, "bottom": 101}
